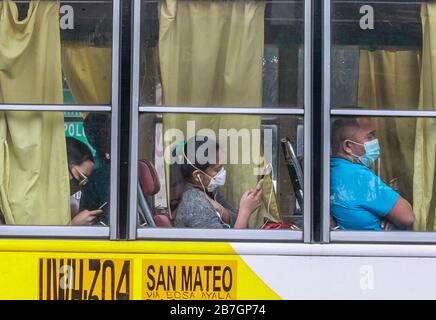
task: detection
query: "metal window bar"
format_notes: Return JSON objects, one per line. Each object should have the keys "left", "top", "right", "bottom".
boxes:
{"left": 109, "top": 0, "right": 121, "bottom": 240}
{"left": 330, "top": 231, "right": 436, "bottom": 244}
{"left": 137, "top": 183, "right": 156, "bottom": 228}
{"left": 13, "top": 1, "right": 113, "bottom": 3}
{"left": 128, "top": 0, "right": 141, "bottom": 240}
{"left": 136, "top": 228, "right": 303, "bottom": 242}
{"left": 322, "top": 0, "right": 332, "bottom": 243}
{"left": 332, "top": 1, "right": 428, "bottom": 4}
{"left": 303, "top": 0, "right": 312, "bottom": 243}
{"left": 0, "top": 105, "right": 111, "bottom": 112}
{"left": 332, "top": 109, "right": 436, "bottom": 117}
{"left": 139, "top": 106, "right": 305, "bottom": 115}
{"left": 0, "top": 226, "right": 109, "bottom": 238}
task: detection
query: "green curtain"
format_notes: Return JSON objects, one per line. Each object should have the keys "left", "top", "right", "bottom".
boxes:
{"left": 0, "top": 0, "right": 70, "bottom": 225}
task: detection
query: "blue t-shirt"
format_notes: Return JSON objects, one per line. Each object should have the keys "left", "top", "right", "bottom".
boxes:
{"left": 330, "top": 157, "right": 399, "bottom": 231}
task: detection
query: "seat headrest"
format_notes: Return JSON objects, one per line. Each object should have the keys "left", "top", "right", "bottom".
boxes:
{"left": 138, "top": 159, "right": 161, "bottom": 196}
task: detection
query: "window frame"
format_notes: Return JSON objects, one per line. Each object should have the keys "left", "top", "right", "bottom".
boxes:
{"left": 128, "top": 0, "right": 312, "bottom": 242}
{"left": 0, "top": 0, "right": 121, "bottom": 239}
{"left": 323, "top": 0, "right": 436, "bottom": 243}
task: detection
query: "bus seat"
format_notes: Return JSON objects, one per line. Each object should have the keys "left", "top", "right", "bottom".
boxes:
{"left": 138, "top": 160, "right": 160, "bottom": 196}
{"left": 138, "top": 159, "right": 173, "bottom": 228}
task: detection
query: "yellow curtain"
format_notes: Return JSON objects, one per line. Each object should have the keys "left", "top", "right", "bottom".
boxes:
{"left": 159, "top": 0, "right": 279, "bottom": 227}
{"left": 413, "top": 4, "right": 436, "bottom": 231}
{"left": 357, "top": 50, "right": 420, "bottom": 203}
{"left": 62, "top": 43, "right": 112, "bottom": 106}
{"left": 0, "top": 0, "right": 70, "bottom": 225}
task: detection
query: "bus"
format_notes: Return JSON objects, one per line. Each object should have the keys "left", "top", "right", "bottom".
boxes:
{"left": 1, "top": 0, "right": 436, "bottom": 300}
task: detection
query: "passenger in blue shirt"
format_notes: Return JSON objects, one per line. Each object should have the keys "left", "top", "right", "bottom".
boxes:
{"left": 330, "top": 117, "right": 415, "bottom": 231}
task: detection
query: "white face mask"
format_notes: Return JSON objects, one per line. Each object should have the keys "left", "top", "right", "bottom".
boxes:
{"left": 206, "top": 167, "right": 226, "bottom": 192}
{"left": 197, "top": 167, "right": 226, "bottom": 192}
{"left": 345, "top": 138, "right": 380, "bottom": 167}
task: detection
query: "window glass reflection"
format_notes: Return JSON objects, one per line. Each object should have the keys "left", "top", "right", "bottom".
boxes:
{"left": 140, "top": 0, "right": 304, "bottom": 108}
{"left": 332, "top": 1, "right": 424, "bottom": 110}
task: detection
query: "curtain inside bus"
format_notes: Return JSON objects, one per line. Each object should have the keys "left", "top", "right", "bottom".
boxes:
{"left": 0, "top": 0, "right": 70, "bottom": 225}
{"left": 413, "top": 4, "right": 436, "bottom": 231}
{"left": 158, "top": 0, "right": 280, "bottom": 227}
{"left": 62, "top": 43, "right": 112, "bottom": 108}
{"left": 357, "top": 50, "right": 420, "bottom": 204}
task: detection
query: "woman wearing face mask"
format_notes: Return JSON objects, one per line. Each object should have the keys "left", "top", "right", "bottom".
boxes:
{"left": 174, "top": 137, "right": 263, "bottom": 229}
{"left": 66, "top": 137, "right": 103, "bottom": 225}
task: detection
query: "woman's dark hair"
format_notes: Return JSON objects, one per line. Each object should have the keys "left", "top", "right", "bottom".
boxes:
{"left": 178, "top": 136, "right": 220, "bottom": 181}
{"left": 66, "top": 137, "right": 94, "bottom": 167}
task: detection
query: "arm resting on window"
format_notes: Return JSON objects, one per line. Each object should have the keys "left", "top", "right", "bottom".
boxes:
{"left": 385, "top": 196, "right": 415, "bottom": 228}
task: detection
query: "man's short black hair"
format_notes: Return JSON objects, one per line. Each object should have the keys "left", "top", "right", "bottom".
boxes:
{"left": 66, "top": 137, "right": 94, "bottom": 167}
{"left": 178, "top": 136, "right": 220, "bottom": 181}
{"left": 331, "top": 117, "right": 362, "bottom": 155}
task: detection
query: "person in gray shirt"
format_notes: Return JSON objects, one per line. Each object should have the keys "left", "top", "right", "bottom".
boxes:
{"left": 174, "top": 137, "right": 263, "bottom": 229}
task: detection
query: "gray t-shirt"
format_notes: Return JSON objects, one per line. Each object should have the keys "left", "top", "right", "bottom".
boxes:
{"left": 174, "top": 185, "right": 238, "bottom": 229}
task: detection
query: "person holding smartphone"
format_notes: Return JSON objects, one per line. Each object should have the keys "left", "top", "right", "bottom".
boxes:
{"left": 66, "top": 137, "right": 103, "bottom": 225}
{"left": 78, "top": 113, "right": 111, "bottom": 226}
{"left": 174, "top": 137, "right": 263, "bottom": 229}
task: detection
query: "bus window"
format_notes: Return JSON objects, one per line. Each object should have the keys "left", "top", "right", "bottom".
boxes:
{"left": 130, "top": 0, "right": 308, "bottom": 240}
{"left": 0, "top": 1, "right": 118, "bottom": 233}
{"left": 330, "top": 116, "right": 417, "bottom": 232}
{"left": 137, "top": 113, "right": 304, "bottom": 234}
{"left": 328, "top": 1, "right": 436, "bottom": 238}
{"left": 0, "top": 0, "right": 113, "bottom": 106}
{"left": 139, "top": 0, "right": 305, "bottom": 109}
{"left": 331, "top": 0, "right": 421, "bottom": 111}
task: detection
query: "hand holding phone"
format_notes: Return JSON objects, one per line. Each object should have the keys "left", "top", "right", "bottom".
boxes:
{"left": 98, "top": 202, "right": 108, "bottom": 210}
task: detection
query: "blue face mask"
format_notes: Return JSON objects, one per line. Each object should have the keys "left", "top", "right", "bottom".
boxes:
{"left": 346, "top": 138, "right": 380, "bottom": 167}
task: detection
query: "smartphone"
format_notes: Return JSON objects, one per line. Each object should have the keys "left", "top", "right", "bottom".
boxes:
{"left": 98, "top": 202, "right": 108, "bottom": 210}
